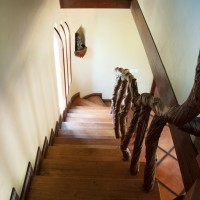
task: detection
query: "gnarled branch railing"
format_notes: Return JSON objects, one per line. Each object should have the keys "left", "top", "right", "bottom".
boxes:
{"left": 111, "top": 51, "right": 200, "bottom": 192}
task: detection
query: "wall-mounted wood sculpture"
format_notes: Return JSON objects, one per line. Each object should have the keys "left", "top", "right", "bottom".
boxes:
{"left": 74, "top": 26, "right": 87, "bottom": 58}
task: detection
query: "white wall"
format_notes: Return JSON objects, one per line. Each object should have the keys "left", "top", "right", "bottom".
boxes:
{"left": 66, "top": 9, "right": 153, "bottom": 99}
{"left": 138, "top": 0, "right": 200, "bottom": 104}
{"left": 0, "top": 0, "right": 66, "bottom": 199}
{"left": 0, "top": 1, "right": 152, "bottom": 199}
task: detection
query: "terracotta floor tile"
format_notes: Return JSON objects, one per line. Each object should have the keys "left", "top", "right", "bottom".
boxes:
{"left": 139, "top": 145, "right": 166, "bottom": 164}
{"left": 156, "top": 155, "right": 184, "bottom": 195}
{"left": 159, "top": 126, "right": 174, "bottom": 152}
{"left": 159, "top": 184, "right": 177, "bottom": 200}
{"left": 170, "top": 148, "right": 177, "bottom": 159}
{"left": 157, "top": 148, "right": 166, "bottom": 163}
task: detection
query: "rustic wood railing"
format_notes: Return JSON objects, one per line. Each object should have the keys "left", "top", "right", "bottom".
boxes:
{"left": 111, "top": 51, "right": 200, "bottom": 192}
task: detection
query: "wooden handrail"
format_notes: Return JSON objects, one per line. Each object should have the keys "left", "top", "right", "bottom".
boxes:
{"left": 112, "top": 51, "right": 200, "bottom": 192}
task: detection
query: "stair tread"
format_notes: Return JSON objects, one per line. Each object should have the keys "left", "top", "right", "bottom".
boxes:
{"left": 70, "top": 106, "right": 110, "bottom": 110}
{"left": 46, "top": 146, "right": 124, "bottom": 161}
{"left": 27, "top": 176, "right": 160, "bottom": 200}
{"left": 66, "top": 116, "right": 112, "bottom": 123}
{"left": 39, "top": 159, "right": 144, "bottom": 179}
{"left": 67, "top": 112, "right": 112, "bottom": 117}
{"left": 61, "top": 121, "right": 113, "bottom": 130}
{"left": 68, "top": 108, "right": 111, "bottom": 114}
{"left": 58, "top": 129, "right": 115, "bottom": 139}
{"left": 53, "top": 137, "right": 120, "bottom": 145}
{"left": 52, "top": 144, "right": 121, "bottom": 149}
{"left": 72, "top": 98, "right": 104, "bottom": 107}
{"left": 85, "top": 96, "right": 107, "bottom": 106}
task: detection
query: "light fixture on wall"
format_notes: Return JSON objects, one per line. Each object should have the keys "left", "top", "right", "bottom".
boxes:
{"left": 74, "top": 26, "right": 87, "bottom": 58}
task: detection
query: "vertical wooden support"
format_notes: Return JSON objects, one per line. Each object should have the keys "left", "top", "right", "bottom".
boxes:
{"left": 119, "top": 87, "right": 132, "bottom": 140}
{"left": 144, "top": 115, "right": 166, "bottom": 192}
{"left": 120, "top": 105, "right": 141, "bottom": 160}
{"left": 114, "top": 79, "right": 128, "bottom": 138}
{"left": 111, "top": 75, "right": 122, "bottom": 138}
{"left": 111, "top": 75, "right": 122, "bottom": 114}
{"left": 130, "top": 106, "right": 151, "bottom": 175}
{"left": 183, "top": 178, "right": 200, "bottom": 200}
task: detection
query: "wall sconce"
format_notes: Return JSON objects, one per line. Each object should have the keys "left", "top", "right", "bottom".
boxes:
{"left": 74, "top": 26, "right": 87, "bottom": 58}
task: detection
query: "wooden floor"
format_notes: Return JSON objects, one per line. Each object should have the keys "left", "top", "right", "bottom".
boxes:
{"left": 27, "top": 96, "right": 160, "bottom": 200}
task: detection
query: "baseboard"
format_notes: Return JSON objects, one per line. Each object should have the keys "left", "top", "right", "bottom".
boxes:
{"left": 42, "top": 136, "right": 48, "bottom": 158}
{"left": 54, "top": 121, "right": 59, "bottom": 136}
{"left": 20, "top": 162, "right": 33, "bottom": 200}
{"left": 10, "top": 188, "right": 19, "bottom": 200}
{"left": 49, "top": 129, "right": 55, "bottom": 146}
{"left": 70, "top": 92, "right": 80, "bottom": 102}
{"left": 102, "top": 99, "right": 111, "bottom": 103}
{"left": 103, "top": 99, "right": 111, "bottom": 107}
{"left": 34, "top": 147, "right": 42, "bottom": 175}
{"left": 10, "top": 92, "right": 81, "bottom": 199}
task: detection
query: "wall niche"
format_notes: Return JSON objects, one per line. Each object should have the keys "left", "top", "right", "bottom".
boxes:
{"left": 74, "top": 26, "right": 87, "bottom": 58}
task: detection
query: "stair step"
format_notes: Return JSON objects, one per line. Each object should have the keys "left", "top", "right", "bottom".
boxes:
{"left": 66, "top": 112, "right": 112, "bottom": 119}
{"left": 27, "top": 176, "right": 160, "bottom": 200}
{"left": 52, "top": 144, "right": 120, "bottom": 149}
{"left": 85, "top": 96, "right": 107, "bottom": 106}
{"left": 61, "top": 122, "right": 113, "bottom": 130}
{"left": 46, "top": 146, "right": 124, "bottom": 161}
{"left": 58, "top": 129, "right": 115, "bottom": 139}
{"left": 53, "top": 138, "right": 120, "bottom": 145}
{"left": 68, "top": 108, "right": 111, "bottom": 114}
{"left": 39, "top": 159, "right": 144, "bottom": 179}
{"left": 66, "top": 116, "right": 112, "bottom": 123}
{"left": 72, "top": 98, "right": 104, "bottom": 107}
{"left": 70, "top": 106, "right": 110, "bottom": 110}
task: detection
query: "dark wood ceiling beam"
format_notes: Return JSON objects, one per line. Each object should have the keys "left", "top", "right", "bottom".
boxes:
{"left": 60, "top": 0, "right": 131, "bottom": 8}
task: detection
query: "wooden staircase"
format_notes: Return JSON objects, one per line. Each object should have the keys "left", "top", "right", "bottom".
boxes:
{"left": 27, "top": 95, "right": 160, "bottom": 199}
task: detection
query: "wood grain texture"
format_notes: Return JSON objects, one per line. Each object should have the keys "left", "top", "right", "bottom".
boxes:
{"left": 53, "top": 137, "right": 120, "bottom": 145}
{"left": 60, "top": 0, "right": 131, "bottom": 8}
{"left": 58, "top": 129, "right": 115, "bottom": 139}
{"left": 27, "top": 176, "right": 159, "bottom": 200}
{"left": 39, "top": 159, "right": 142, "bottom": 179}
{"left": 131, "top": 0, "right": 200, "bottom": 191}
